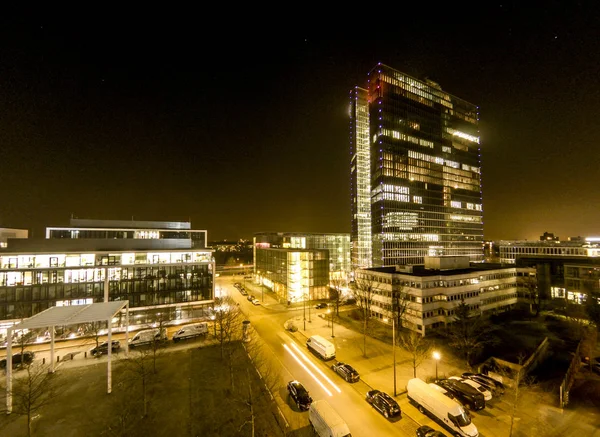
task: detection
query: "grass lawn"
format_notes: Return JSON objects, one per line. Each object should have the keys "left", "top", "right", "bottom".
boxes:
{"left": 0, "top": 342, "right": 284, "bottom": 437}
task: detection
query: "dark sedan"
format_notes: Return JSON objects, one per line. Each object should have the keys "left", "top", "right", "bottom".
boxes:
{"left": 90, "top": 340, "right": 121, "bottom": 357}
{"left": 287, "top": 380, "right": 312, "bottom": 411}
{"left": 366, "top": 389, "right": 401, "bottom": 419}
{"left": 0, "top": 351, "right": 35, "bottom": 369}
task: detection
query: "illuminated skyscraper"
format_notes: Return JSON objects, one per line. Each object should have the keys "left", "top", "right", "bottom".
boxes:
{"left": 350, "top": 63, "right": 484, "bottom": 268}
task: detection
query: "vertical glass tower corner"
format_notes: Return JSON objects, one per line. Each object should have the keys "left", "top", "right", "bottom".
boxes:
{"left": 350, "top": 64, "right": 484, "bottom": 267}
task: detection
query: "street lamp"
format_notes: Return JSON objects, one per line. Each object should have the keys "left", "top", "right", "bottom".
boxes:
{"left": 327, "top": 309, "right": 335, "bottom": 338}
{"left": 433, "top": 351, "right": 441, "bottom": 380}
{"left": 303, "top": 291, "right": 306, "bottom": 330}
{"left": 384, "top": 317, "right": 397, "bottom": 396}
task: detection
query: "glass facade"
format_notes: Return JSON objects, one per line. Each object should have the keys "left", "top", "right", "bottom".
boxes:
{"left": 255, "top": 248, "right": 329, "bottom": 303}
{"left": 46, "top": 228, "right": 207, "bottom": 249}
{"left": 350, "top": 87, "right": 373, "bottom": 270}
{"left": 351, "top": 64, "right": 484, "bottom": 267}
{"left": 0, "top": 250, "right": 214, "bottom": 321}
{"left": 253, "top": 232, "right": 350, "bottom": 279}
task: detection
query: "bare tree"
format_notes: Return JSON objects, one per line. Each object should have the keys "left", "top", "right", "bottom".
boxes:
{"left": 213, "top": 296, "right": 243, "bottom": 360}
{"left": 398, "top": 330, "right": 431, "bottom": 378}
{"left": 84, "top": 320, "right": 106, "bottom": 350}
{"left": 10, "top": 363, "right": 60, "bottom": 437}
{"left": 445, "top": 299, "right": 495, "bottom": 368}
{"left": 149, "top": 315, "right": 169, "bottom": 374}
{"left": 329, "top": 274, "right": 346, "bottom": 317}
{"left": 353, "top": 273, "right": 379, "bottom": 358}
{"left": 100, "top": 385, "right": 149, "bottom": 437}
{"left": 121, "top": 349, "right": 154, "bottom": 417}
{"left": 237, "top": 328, "right": 282, "bottom": 437}
{"left": 12, "top": 304, "right": 35, "bottom": 370}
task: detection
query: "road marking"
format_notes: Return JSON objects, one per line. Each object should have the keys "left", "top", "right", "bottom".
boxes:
{"left": 284, "top": 344, "right": 333, "bottom": 396}
{"left": 289, "top": 342, "right": 341, "bottom": 394}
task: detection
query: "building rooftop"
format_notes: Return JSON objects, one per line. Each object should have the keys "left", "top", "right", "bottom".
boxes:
{"left": 0, "top": 238, "right": 213, "bottom": 253}
{"left": 365, "top": 262, "right": 512, "bottom": 277}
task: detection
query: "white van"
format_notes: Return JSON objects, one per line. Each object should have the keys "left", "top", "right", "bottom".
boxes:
{"left": 306, "top": 335, "right": 335, "bottom": 360}
{"left": 172, "top": 322, "right": 208, "bottom": 343}
{"left": 128, "top": 328, "right": 167, "bottom": 349}
{"left": 407, "top": 378, "right": 478, "bottom": 437}
{"left": 309, "top": 400, "right": 351, "bottom": 437}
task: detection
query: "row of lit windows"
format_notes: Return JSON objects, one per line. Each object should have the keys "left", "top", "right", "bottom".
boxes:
{"left": 481, "top": 293, "right": 518, "bottom": 306}
{"left": 0, "top": 251, "right": 213, "bottom": 270}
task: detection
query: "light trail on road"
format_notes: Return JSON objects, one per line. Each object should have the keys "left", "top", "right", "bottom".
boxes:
{"left": 284, "top": 343, "right": 333, "bottom": 397}
{"left": 289, "top": 342, "right": 341, "bottom": 394}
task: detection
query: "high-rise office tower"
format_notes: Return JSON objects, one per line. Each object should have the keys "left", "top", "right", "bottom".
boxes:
{"left": 350, "top": 63, "right": 484, "bottom": 268}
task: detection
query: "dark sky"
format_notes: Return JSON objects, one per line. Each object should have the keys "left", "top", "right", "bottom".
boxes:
{"left": 1, "top": 5, "right": 599, "bottom": 242}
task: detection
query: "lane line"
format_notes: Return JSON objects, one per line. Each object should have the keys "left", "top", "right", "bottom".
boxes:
{"left": 284, "top": 344, "right": 333, "bottom": 396}
{"left": 290, "top": 342, "right": 341, "bottom": 393}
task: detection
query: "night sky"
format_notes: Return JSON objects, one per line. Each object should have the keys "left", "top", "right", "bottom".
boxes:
{"left": 2, "top": 5, "right": 599, "bottom": 242}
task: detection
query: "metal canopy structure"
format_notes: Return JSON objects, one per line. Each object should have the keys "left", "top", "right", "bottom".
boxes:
{"left": 5, "top": 301, "right": 129, "bottom": 414}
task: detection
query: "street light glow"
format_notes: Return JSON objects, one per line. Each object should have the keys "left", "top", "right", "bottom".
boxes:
{"left": 433, "top": 351, "right": 441, "bottom": 361}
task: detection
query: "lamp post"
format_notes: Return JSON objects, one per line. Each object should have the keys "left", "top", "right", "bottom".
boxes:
{"left": 303, "top": 291, "right": 306, "bottom": 330}
{"left": 384, "top": 317, "right": 397, "bottom": 396}
{"left": 327, "top": 309, "right": 335, "bottom": 338}
{"left": 433, "top": 351, "right": 441, "bottom": 380}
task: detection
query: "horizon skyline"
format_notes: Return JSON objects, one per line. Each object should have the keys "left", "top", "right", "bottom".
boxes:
{"left": 2, "top": 7, "right": 599, "bottom": 242}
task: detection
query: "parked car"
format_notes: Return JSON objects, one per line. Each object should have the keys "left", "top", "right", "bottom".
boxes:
{"left": 449, "top": 376, "right": 492, "bottom": 401}
{"left": 331, "top": 361, "right": 360, "bottom": 382}
{"left": 0, "top": 351, "right": 35, "bottom": 369}
{"left": 462, "top": 372, "right": 505, "bottom": 391}
{"left": 436, "top": 379, "right": 485, "bottom": 411}
{"left": 90, "top": 340, "right": 121, "bottom": 357}
{"left": 416, "top": 425, "right": 448, "bottom": 437}
{"left": 247, "top": 295, "right": 255, "bottom": 302}
{"left": 172, "top": 322, "right": 209, "bottom": 342}
{"left": 128, "top": 328, "right": 167, "bottom": 349}
{"left": 287, "top": 380, "right": 312, "bottom": 411}
{"left": 365, "top": 389, "right": 401, "bottom": 419}
{"left": 315, "top": 302, "right": 328, "bottom": 309}
{"left": 461, "top": 372, "right": 502, "bottom": 394}
{"left": 251, "top": 298, "right": 260, "bottom": 305}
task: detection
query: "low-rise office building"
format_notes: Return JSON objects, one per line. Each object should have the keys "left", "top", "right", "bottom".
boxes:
{"left": 0, "top": 228, "right": 28, "bottom": 249}
{"left": 355, "top": 255, "right": 518, "bottom": 336}
{"left": 0, "top": 219, "right": 214, "bottom": 337}
{"left": 254, "top": 247, "right": 330, "bottom": 303}
{"left": 254, "top": 232, "right": 350, "bottom": 278}
{"left": 497, "top": 237, "right": 600, "bottom": 304}
{"left": 254, "top": 232, "right": 350, "bottom": 303}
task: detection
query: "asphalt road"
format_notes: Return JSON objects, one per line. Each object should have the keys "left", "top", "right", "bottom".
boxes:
{"left": 218, "top": 275, "right": 416, "bottom": 437}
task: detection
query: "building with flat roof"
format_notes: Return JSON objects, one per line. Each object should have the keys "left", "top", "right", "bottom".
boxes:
{"left": 355, "top": 256, "right": 518, "bottom": 336}
{"left": 46, "top": 218, "right": 207, "bottom": 248}
{"left": 254, "top": 232, "right": 350, "bottom": 279}
{"left": 254, "top": 247, "right": 329, "bottom": 303}
{"left": 0, "top": 219, "right": 214, "bottom": 335}
{"left": 497, "top": 237, "right": 600, "bottom": 305}
{"left": 0, "top": 228, "right": 28, "bottom": 249}
{"left": 254, "top": 232, "right": 348, "bottom": 303}
{"left": 350, "top": 64, "right": 484, "bottom": 269}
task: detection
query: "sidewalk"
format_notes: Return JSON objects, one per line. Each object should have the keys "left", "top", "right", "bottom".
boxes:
{"left": 285, "top": 312, "right": 465, "bottom": 396}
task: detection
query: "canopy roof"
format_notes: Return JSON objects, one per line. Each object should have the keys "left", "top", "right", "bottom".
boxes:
{"left": 13, "top": 301, "right": 128, "bottom": 330}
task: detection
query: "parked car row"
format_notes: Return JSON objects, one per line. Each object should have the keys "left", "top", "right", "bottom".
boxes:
{"left": 432, "top": 372, "right": 505, "bottom": 411}
{"left": 234, "top": 282, "right": 248, "bottom": 296}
